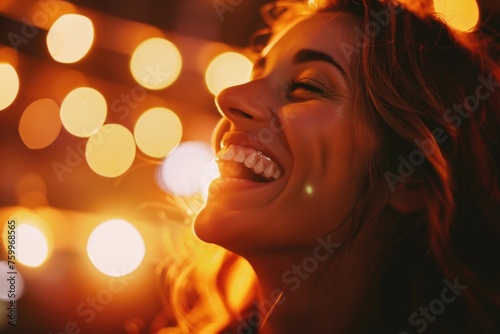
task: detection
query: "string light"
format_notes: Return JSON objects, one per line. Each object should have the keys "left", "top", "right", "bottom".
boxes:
{"left": 19, "top": 98, "right": 61, "bottom": 149}
{"left": 205, "top": 52, "right": 253, "bottom": 96}
{"left": 87, "top": 219, "right": 145, "bottom": 277}
{"left": 130, "top": 37, "right": 182, "bottom": 90}
{"left": 85, "top": 124, "right": 136, "bottom": 178}
{"left": 157, "top": 141, "right": 214, "bottom": 196}
{"left": 433, "top": 0, "right": 479, "bottom": 32}
{"left": 47, "top": 14, "right": 94, "bottom": 63}
{"left": 60, "top": 87, "right": 107, "bottom": 138}
{"left": 134, "top": 107, "right": 182, "bottom": 158}
{"left": 0, "top": 63, "right": 19, "bottom": 111}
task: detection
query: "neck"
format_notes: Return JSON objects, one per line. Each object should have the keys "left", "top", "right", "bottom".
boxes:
{"left": 242, "top": 216, "right": 395, "bottom": 334}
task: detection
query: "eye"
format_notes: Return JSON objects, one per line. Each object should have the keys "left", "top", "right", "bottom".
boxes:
{"left": 287, "top": 79, "right": 325, "bottom": 95}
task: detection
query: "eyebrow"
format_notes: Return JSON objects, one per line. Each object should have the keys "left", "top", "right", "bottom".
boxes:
{"left": 253, "top": 49, "right": 349, "bottom": 82}
{"left": 293, "top": 49, "right": 349, "bottom": 81}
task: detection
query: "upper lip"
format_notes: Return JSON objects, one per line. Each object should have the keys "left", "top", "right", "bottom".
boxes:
{"left": 218, "top": 131, "right": 284, "bottom": 171}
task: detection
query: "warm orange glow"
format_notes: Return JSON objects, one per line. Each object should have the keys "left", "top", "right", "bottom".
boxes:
{"left": 47, "top": 14, "right": 94, "bottom": 63}
{"left": 433, "top": 0, "right": 479, "bottom": 32}
{"left": 15, "top": 173, "right": 48, "bottom": 207}
{"left": 0, "top": 63, "right": 19, "bottom": 111}
{"left": 134, "top": 107, "right": 182, "bottom": 158}
{"left": 157, "top": 141, "right": 215, "bottom": 196}
{"left": 3, "top": 209, "right": 52, "bottom": 268}
{"left": 130, "top": 37, "right": 182, "bottom": 90}
{"left": 85, "top": 124, "right": 136, "bottom": 178}
{"left": 17, "top": 225, "right": 49, "bottom": 267}
{"left": 199, "top": 157, "right": 219, "bottom": 199}
{"left": 60, "top": 87, "right": 107, "bottom": 137}
{"left": 226, "top": 257, "right": 257, "bottom": 312}
{"left": 87, "top": 219, "right": 145, "bottom": 277}
{"left": 0, "top": 47, "right": 18, "bottom": 68}
{"left": 19, "top": 98, "right": 61, "bottom": 149}
{"left": 205, "top": 52, "right": 253, "bottom": 96}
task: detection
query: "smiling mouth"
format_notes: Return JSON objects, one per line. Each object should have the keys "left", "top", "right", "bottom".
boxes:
{"left": 216, "top": 144, "right": 283, "bottom": 182}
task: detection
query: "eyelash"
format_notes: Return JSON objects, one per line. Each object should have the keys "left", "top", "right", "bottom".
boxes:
{"left": 288, "top": 79, "right": 325, "bottom": 94}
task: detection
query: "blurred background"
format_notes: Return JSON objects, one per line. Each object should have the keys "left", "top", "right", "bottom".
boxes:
{"left": 0, "top": 0, "right": 499, "bottom": 333}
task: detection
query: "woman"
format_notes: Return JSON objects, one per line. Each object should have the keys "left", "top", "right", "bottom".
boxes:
{"left": 155, "top": 0, "right": 500, "bottom": 333}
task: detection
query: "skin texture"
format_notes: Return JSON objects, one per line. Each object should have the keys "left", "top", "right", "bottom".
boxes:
{"left": 194, "top": 12, "right": 378, "bottom": 253}
{"left": 193, "top": 12, "right": 394, "bottom": 333}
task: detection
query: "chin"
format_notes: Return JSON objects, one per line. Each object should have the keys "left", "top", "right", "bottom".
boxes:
{"left": 193, "top": 201, "right": 239, "bottom": 247}
{"left": 193, "top": 200, "right": 269, "bottom": 254}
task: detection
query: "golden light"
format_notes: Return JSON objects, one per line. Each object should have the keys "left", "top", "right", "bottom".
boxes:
{"left": 85, "top": 124, "right": 136, "bottom": 178}
{"left": 0, "top": 261, "right": 24, "bottom": 301}
{"left": 205, "top": 52, "right": 253, "bottom": 96}
{"left": 433, "top": 0, "right": 479, "bottom": 32}
{"left": 17, "top": 225, "right": 49, "bottom": 267}
{"left": 157, "top": 141, "right": 214, "bottom": 196}
{"left": 226, "top": 258, "right": 257, "bottom": 312}
{"left": 134, "top": 107, "right": 182, "bottom": 158}
{"left": 60, "top": 87, "right": 107, "bottom": 137}
{"left": 130, "top": 37, "right": 182, "bottom": 90}
{"left": 199, "top": 157, "right": 219, "bottom": 199}
{"left": 2, "top": 209, "right": 53, "bottom": 268}
{"left": 0, "top": 63, "right": 19, "bottom": 111}
{"left": 307, "top": 0, "right": 319, "bottom": 9}
{"left": 86, "top": 219, "right": 145, "bottom": 277}
{"left": 19, "top": 98, "right": 61, "bottom": 149}
{"left": 47, "top": 14, "right": 94, "bottom": 63}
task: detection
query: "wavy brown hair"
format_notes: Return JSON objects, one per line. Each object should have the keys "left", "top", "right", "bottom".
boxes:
{"left": 305, "top": 0, "right": 500, "bottom": 332}
{"left": 154, "top": 1, "right": 500, "bottom": 333}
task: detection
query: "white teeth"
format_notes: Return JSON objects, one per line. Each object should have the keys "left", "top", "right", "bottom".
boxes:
{"left": 234, "top": 148, "right": 246, "bottom": 163}
{"left": 253, "top": 159, "right": 265, "bottom": 174}
{"left": 244, "top": 152, "right": 258, "bottom": 168}
{"left": 264, "top": 164, "right": 274, "bottom": 178}
{"left": 221, "top": 145, "right": 235, "bottom": 160}
{"left": 217, "top": 144, "right": 282, "bottom": 180}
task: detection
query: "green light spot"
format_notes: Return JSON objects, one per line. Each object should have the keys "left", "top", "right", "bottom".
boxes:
{"left": 305, "top": 185, "right": 313, "bottom": 195}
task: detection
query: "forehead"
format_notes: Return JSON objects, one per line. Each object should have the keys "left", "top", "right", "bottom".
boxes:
{"left": 262, "top": 12, "right": 359, "bottom": 73}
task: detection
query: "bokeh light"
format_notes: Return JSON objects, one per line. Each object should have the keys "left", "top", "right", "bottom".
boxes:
{"left": 60, "top": 87, "right": 107, "bottom": 137}
{"left": 134, "top": 107, "right": 182, "bottom": 158}
{"left": 19, "top": 98, "right": 61, "bottom": 149}
{"left": 158, "top": 141, "right": 215, "bottom": 196}
{"left": 130, "top": 37, "right": 182, "bottom": 90}
{"left": 199, "top": 157, "right": 219, "bottom": 199}
{"left": 85, "top": 124, "right": 136, "bottom": 178}
{"left": 2, "top": 209, "right": 53, "bottom": 268}
{"left": 0, "top": 63, "right": 19, "bottom": 111}
{"left": 205, "top": 52, "right": 253, "bottom": 96}
{"left": 47, "top": 14, "right": 94, "bottom": 63}
{"left": 433, "top": 0, "right": 479, "bottom": 32}
{"left": 0, "top": 262, "right": 24, "bottom": 301}
{"left": 17, "top": 225, "right": 49, "bottom": 267}
{"left": 87, "top": 219, "right": 145, "bottom": 277}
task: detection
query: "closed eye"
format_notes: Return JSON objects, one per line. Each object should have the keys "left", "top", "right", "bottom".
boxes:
{"left": 287, "top": 79, "right": 325, "bottom": 94}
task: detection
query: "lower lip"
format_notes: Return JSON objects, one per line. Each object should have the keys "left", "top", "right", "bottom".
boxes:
{"left": 209, "top": 177, "right": 274, "bottom": 191}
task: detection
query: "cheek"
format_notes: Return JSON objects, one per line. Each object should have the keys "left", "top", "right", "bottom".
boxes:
{"left": 278, "top": 108, "right": 365, "bottom": 234}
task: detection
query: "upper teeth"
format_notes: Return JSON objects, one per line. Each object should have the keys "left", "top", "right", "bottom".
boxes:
{"left": 217, "top": 144, "right": 282, "bottom": 180}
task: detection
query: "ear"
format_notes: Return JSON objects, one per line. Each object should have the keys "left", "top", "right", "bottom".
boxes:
{"left": 388, "top": 181, "right": 425, "bottom": 213}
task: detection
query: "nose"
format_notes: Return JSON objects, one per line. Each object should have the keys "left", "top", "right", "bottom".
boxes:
{"left": 215, "top": 79, "right": 272, "bottom": 124}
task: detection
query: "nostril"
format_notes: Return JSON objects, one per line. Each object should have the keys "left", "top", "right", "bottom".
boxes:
{"left": 228, "top": 107, "right": 253, "bottom": 119}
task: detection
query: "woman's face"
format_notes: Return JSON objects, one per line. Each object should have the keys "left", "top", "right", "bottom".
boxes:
{"left": 194, "top": 12, "right": 378, "bottom": 252}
